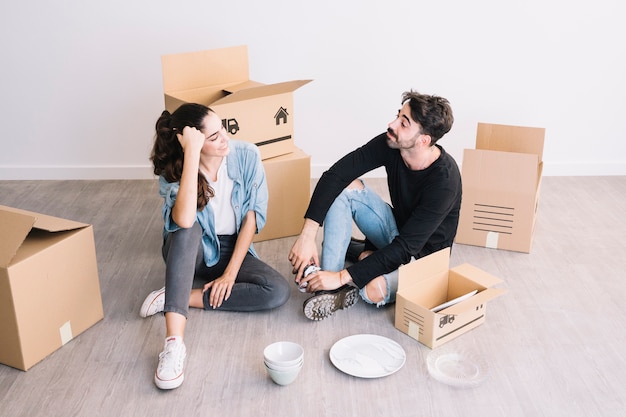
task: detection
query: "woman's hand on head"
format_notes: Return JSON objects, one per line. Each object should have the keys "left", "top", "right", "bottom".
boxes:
{"left": 177, "top": 126, "right": 205, "bottom": 155}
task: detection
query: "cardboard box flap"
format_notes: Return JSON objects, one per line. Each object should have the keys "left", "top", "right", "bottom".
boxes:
{"left": 462, "top": 149, "right": 540, "bottom": 195}
{"left": 476, "top": 122, "right": 545, "bottom": 161}
{"left": 398, "top": 247, "right": 450, "bottom": 292}
{"left": 161, "top": 45, "right": 250, "bottom": 93}
{"left": 214, "top": 80, "right": 312, "bottom": 106}
{"left": 222, "top": 80, "right": 266, "bottom": 94}
{"left": 0, "top": 209, "right": 36, "bottom": 267}
{"left": 441, "top": 287, "right": 507, "bottom": 315}
{"left": 450, "top": 263, "right": 503, "bottom": 288}
{"left": 0, "top": 206, "right": 89, "bottom": 232}
{"left": 0, "top": 205, "right": 88, "bottom": 233}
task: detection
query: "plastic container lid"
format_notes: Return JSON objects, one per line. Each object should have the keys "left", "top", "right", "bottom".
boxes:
{"left": 426, "top": 346, "right": 488, "bottom": 388}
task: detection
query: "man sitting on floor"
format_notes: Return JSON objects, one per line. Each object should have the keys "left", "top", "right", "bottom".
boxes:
{"left": 288, "top": 90, "right": 462, "bottom": 320}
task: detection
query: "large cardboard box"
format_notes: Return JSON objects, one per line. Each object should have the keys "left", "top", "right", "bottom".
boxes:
{"left": 395, "top": 248, "right": 505, "bottom": 349}
{"left": 0, "top": 205, "right": 104, "bottom": 371}
{"left": 161, "top": 45, "right": 311, "bottom": 160}
{"left": 254, "top": 147, "right": 311, "bottom": 242}
{"left": 455, "top": 122, "right": 545, "bottom": 253}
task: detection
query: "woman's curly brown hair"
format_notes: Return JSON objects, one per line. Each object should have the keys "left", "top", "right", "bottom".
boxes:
{"left": 150, "top": 103, "right": 215, "bottom": 211}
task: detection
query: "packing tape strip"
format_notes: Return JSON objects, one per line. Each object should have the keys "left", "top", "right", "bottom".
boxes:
{"left": 408, "top": 321, "right": 420, "bottom": 340}
{"left": 60, "top": 321, "right": 73, "bottom": 345}
{"left": 486, "top": 231, "right": 499, "bottom": 249}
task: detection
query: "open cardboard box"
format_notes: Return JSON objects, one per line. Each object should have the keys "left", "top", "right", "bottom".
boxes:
{"left": 395, "top": 248, "right": 505, "bottom": 349}
{"left": 254, "top": 146, "right": 311, "bottom": 242}
{"left": 455, "top": 122, "right": 545, "bottom": 253}
{"left": 0, "top": 205, "right": 103, "bottom": 371}
{"left": 161, "top": 45, "right": 311, "bottom": 160}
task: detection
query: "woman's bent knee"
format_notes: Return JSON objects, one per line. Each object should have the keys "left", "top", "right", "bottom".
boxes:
{"left": 269, "top": 276, "right": 291, "bottom": 309}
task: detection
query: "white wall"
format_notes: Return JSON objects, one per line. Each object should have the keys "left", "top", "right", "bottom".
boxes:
{"left": 0, "top": 0, "right": 624, "bottom": 180}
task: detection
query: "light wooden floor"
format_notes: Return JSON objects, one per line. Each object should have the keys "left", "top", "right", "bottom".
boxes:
{"left": 0, "top": 177, "right": 625, "bottom": 417}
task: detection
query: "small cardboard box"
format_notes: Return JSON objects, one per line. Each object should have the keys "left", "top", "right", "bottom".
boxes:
{"left": 395, "top": 248, "right": 505, "bottom": 349}
{"left": 254, "top": 146, "right": 311, "bottom": 242}
{"left": 0, "top": 205, "right": 104, "bottom": 371}
{"left": 161, "top": 45, "right": 311, "bottom": 160}
{"left": 455, "top": 122, "right": 545, "bottom": 253}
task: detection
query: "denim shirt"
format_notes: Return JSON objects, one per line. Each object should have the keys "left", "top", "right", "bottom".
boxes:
{"left": 158, "top": 140, "right": 268, "bottom": 266}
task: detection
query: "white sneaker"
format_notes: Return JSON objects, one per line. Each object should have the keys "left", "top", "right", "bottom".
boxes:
{"left": 154, "top": 336, "right": 186, "bottom": 390}
{"left": 140, "top": 287, "right": 165, "bottom": 318}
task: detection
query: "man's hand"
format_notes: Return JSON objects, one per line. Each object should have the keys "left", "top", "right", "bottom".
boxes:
{"left": 301, "top": 269, "right": 352, "bottom": 292}
{"left": 288, "top": 219, "right": 320, "bottom": 281}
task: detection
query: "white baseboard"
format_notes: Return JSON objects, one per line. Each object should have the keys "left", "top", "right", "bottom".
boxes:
{"left": 313, "top": 162, "right": 626, "bottom": 178}
{"left": 540, "top": 162, "right": 626, "bottom": 176}
{"left": 0, "top": 162, "right": 624, "bottom": 180}
{"left": 0, "top": 165, "right": 156, "bottom": 180}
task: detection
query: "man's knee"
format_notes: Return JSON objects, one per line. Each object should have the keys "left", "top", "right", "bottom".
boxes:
{"left": 364, "top": 276, "right": 386, "bottom": 304}
{"left": 346, "top": 179, "right": 364, "bottom": 190}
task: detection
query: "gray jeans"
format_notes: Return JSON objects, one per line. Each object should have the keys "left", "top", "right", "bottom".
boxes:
{"left": 162, "top": 223, "right": 290, "bottom": 318}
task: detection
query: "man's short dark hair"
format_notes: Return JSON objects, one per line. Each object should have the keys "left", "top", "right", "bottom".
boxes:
{"left": 402, "top": 90, "right": 454, "bottom": 144}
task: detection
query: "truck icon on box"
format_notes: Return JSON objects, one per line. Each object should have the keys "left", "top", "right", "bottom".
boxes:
{"left": 222, "top": 118, "right": 239, "bottom": 135}
{"left": 439, "top": 314, "right": 455, "bottom": 328}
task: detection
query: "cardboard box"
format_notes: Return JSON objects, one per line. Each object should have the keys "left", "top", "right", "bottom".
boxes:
{"left": 395, "top": 248, "right": 505, "bottom": 349}
{"left": 0, "top": 205, "right": 103, "bottom": 371}
{"left": 455, "top": 122, "right": 545, "bottom": 253}
{"left": 161, "top": 45, "right": 311, "bottom": 160}
{"left": 254, "top": 147, "right": 311, "bottom": 242}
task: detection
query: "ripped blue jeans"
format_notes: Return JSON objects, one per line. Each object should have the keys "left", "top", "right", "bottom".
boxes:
{"left": 320, "top": 180, "right": 400, "bottom": 306}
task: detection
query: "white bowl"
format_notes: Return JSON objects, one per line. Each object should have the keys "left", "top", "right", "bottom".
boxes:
{"left": 264, "top": 362, "right": 303, "bottom": 386}
{"left": 264, "top": 358, "right": 304, "bottom": 372}
{"left": 263, "top": 341, "right": 304, "bottom": 367}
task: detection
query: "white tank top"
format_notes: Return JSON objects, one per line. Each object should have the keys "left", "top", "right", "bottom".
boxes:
{"left": 208, "top": 157, "right": 236, "bottom": 235}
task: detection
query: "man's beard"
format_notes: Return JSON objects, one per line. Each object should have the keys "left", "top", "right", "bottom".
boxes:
{"left": 386, "top": 128, "right": 401, "bottom": 149}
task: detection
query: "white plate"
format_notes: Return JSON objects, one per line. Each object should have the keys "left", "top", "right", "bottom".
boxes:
{"left": 329, "top": 334, "right": 406, "bottom": 378}
{"left": 430, "top": 290, "right": 478, "bottom": 313}
{"left": 426, "top": 347, "right": 488, "bottom": 388}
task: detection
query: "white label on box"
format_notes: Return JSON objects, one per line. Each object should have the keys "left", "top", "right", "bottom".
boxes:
{"left": 60, "top": 321, "right": 73, "bottom": 345}
{"left": 486, "top": 231, "right": 499, "bottom": 249}
{"left": 408, "top": 321, "right": 420, "bottom": 340}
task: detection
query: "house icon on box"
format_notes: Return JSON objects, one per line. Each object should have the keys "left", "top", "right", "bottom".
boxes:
{"left": 274, "top": 107, "right": 289, "bottom": 126}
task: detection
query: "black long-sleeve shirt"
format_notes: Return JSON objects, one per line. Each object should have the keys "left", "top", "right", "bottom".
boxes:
{"left": 305, "top": 133, "right": 462, "bottom": 288}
